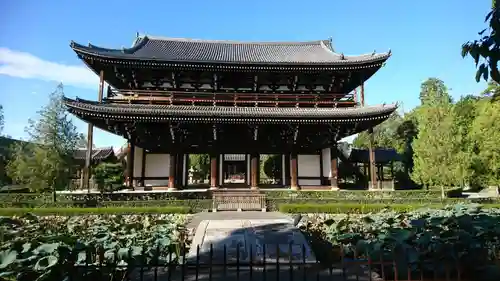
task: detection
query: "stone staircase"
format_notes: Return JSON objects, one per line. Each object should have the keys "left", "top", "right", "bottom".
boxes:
{"left": 211, "top": 189, "right": 267, "bottom": 212}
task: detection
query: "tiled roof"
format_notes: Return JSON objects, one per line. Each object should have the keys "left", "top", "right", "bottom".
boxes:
{"left": 63, "top": 97, "right": 398, "bottom": 119}
{"left": 70, "top": 35, "right": 391, "bottom": 65}
{"left": 73, "top": 147, "right": 115, "bottom": 161}
{"left": 348, "top": 148, "right": 402, "bottom": 163}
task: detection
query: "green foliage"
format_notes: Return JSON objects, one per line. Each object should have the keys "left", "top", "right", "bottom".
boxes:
{"left": 462, "top": 2, "right": 500, "bottom": 83}
{"left": 279, "top": 202, "right": 444, "bottom": 213}
{"left": 352, "top": 113, "right": 404, "bottom": 150}
{"left": 411, "top": 78, "right": 468, "bottom": 190}
{"left": 301, "top": 204, "right": 500, "bottom": 279}
{"left": 93, "top": 162, "right": 124, "bottom": 192}
{"left": 0, "top": 213, "right": 188, "bottom": 280}
{"left": 0, "top": 104, "right": 3, "bottom": 136}
{"left": 0, "top": 206, "right": 190, "bottom": 216}
{"left": 6, "top": 84, "right": 83, "bottom": 194}
{"left": 469, "top": 99, "right": 500, "bottom": 186}
{"left": 189, "top": 154, "right": 210, "bottom": 180}
{"left": 262, "top": 154, "right": 281, "bottom": 180}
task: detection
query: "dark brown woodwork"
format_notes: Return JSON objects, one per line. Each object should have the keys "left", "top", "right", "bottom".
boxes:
{"left": 175, "top": 153, "right": 183, "bottom": 188}
{"left": 210, "top": 153, "right": 218, "bottom": 189}
{"left": 98, "top": 70, "right": 105, "bottom": 102}
{"left": 330, "top": 147, "right": 339, "bottom": 190}
{"left": 82, "top": 123, "right": 93, "bottom": 191}
{"left": 368, "top": 128, "right": 377, "bottom": 189}
{"left": 250, "top": 153, "right": 259, "bottom": 189}
{"left": 319, "top": 150, "right": 324, "bottom": 185}
{"left": 127, "top": 142, "right": 135, "bottom": 189}
{"left": 168, "top": 154, "right": 176, "bottom": 190}
{"left": 140, "top": 148, "right": 146, "bottom": 186}
{"left": 360, "top": 83, "right": 365, "bottom": 106}
{"left": 284, "top": 153, "right": 291, "bottom": 186}
{"left": 290, "top": 152, "right": 299, "bottom": 190}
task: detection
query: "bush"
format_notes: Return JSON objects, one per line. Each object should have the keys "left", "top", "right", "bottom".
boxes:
{"left": 278, "top": 202, "right": 500, "bottom": 213}
{"left": 0, "top": 206, "right": 191, "bottom": 216}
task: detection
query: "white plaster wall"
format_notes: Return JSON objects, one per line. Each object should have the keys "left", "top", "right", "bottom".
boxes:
{"left": 322, "top": 148, "right": 332, "bottom": 178}
{"left": 144, "top": 153, "right": 170, "bottom": 186}
{"left": 133, "top": 147, "right": 144, "bottom": 178}
{"left": 298, "top": 154, "right": 321, "bottom": 186}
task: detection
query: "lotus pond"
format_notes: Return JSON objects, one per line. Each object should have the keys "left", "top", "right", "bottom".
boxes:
{"left": 0, "top": 214, "right": 189, "bottom": 281}
{"left": 300, "top": 204, "right": 500, "bottom": 280}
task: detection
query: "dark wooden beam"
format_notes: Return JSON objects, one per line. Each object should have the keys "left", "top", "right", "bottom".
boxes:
{"left": 127, "top": 142, "right": 135, "bottom": 189}
{"left": 168, "top": 153, "right": 176, "bottom": 190}
{"left": 250, "top": 153, "right": 259, "bottom": 189}
{"left": 140, "top": 148, "right": 146, "bottom": 186}
{"left": 368, "top": 127, "right": 377, "bottom": 189}
{"left": 290, "top": 151, "right": 299, "bottom": 190}
{"left": 330, "top": 146, "right": 339, "bottom": 190}
{"left": 210, "top": 153, "right": 218, "bottom": 189}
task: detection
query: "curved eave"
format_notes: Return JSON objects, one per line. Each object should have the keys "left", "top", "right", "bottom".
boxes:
{"left": 63, "top": 97, "right": 397, "bottom": 123}
{"left": 70, "top": 40, "right": 391, "bottom": 68}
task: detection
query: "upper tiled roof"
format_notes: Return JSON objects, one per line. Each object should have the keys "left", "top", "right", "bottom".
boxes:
{"left": 73, "top": 147, "right": 115, "bottom": 161}
{"left": 70, "top": 35, "right": 391, "bottom": 65}
{"left": 63, "top": 97, "right": 397, "bottom": 119}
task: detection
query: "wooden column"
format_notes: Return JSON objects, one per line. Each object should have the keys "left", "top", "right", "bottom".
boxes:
{"left": 140, "top": 149, "right": 146, "bottom": 186}
{"left": 284, "top": 153, "right": 291, "bottom": 186}
{"left": 290, "top": 152, "right": 299, "bottom": 190}
{"left": 330, "top": 146, "right": 339, "bottom": 190}
{"left": 319, "top": 150, "right": 324, "bottom": 185}
{"left": 168, "top": 154, "right": 177, "bottom": 190}
{"left": 368, "top": 127, "right": 377, "bottom": 190}
{"left": 360, "top": 82, "right": 365, "bottom": 106}
{"left": 174, "top": 153, "right": 183, "bottom": 189}
{"left": 127, "top": 142, "right": 135, "bottom": 189}
{"left": 83, "top": 70, "right": 104, "bottom": 191}
{"left": 210, "top": 153, "right": 219, "bottom": 189}
{"left": 250, "top": 153, "right": 259, "bottom": 189}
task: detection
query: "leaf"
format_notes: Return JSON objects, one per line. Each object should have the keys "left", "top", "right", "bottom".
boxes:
{"left": 34, "top": 255, "right": 58, "bottom": 271}
{"left": 34, "top": 243, "right": 59, "bottom": 255}
{"left": 0, "top": 250, "right": 17, "bottom": 269}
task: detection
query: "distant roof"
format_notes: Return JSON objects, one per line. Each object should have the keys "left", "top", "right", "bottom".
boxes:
{"left": 73, "top": 147, "right": 115, "bottom": 161}
{"left": 63, "top": 97, "right": 398, "bottom": 121}
{"left": 70, "top": 35, "right": 391, "bottom": 66}
{"left": 348, "top": 148, "right": 402, "bottom": 163}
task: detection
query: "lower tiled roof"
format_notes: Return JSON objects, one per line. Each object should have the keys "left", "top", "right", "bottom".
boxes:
{"left": 73, "top": 147, "right": 115, "bottom": 161}
{"left": 63, "top": 98, "right": 397, "bottom": 119}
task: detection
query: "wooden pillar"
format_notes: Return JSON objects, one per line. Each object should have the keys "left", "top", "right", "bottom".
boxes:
{"left": 83, "top": 70, "right": 104, "bottom": 191}
{"left": 360, "top": 82, "right": 365, "bottom": 106}
{"left": 174, "top": 153, "right": 183, "bottom": 189}
{"left": 126, "top": 142, "right": 135, "bottom": 189}
{"left": 250, "top": 153, "right": 259, "bottom": 189}
{"left": 140, "top": 149, "right": 146, "bottom": 187}
{"left": 330, "top": 146, "right": 339, "bottom": 190}
{"left": 284, "top": 153, "right": 291, "bottom": 186}
{"left": 368, "top": 128, "right": 377, "bottom": 190}
{"left": 290, "top": 152, "right": 299, "bottom": 190}
{"left": 319, "top": 150, "right": 324, "bottom": 185}
{"left": 210, "top": 153, "right": 219, "bottom": 189}
{"left": 168, "top": 154, "right": 176, "bottom": 190}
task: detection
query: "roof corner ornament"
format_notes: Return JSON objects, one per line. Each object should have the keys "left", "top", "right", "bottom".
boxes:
{"left": 372, "top": 50, "right": 376, "bottom": 56}
{"left": 340, "top": 53, "right": 345, "bottom": 60}
{"left": 388, "top": 49, "right": 392, "bottom": 55}
{"left": 136, "top": 31, "right": 140, "bottom": 38}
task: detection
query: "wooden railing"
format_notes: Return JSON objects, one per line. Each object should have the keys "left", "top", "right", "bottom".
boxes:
{"left": 212, "top": 190, "right": 267, "bottom": 211}
{"left": 106, "top": 89, "right": 357, "bottom": 107}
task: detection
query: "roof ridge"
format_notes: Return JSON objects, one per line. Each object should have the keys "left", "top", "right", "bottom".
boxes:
{"left": 136, "top": 34, "right": 327, "bottom": 46}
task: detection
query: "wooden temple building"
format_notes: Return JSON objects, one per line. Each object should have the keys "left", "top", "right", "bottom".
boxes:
{"left": 65, "top": 35, "right": 397, "bottom": 191}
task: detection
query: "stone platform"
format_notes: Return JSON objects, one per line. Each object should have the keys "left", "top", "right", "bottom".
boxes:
{"left": 187, "top": 219, "right": 316, "bottom": 264}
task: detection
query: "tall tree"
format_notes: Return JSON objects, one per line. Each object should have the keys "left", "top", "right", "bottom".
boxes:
{"left": 462, "top": 0, "right": 500, "bottom": 83}
{"left": 469, "top": 98, "right": 500, "bottom": 187}
{"left": 0, "top": 104, "right": 4, "bottom": 136}
{"left": 7, "top": 84, "right": 81, "bottom": 196}
{"left": 189, "top": 154, "right": 210, "bottom": 180}
{"left": 411, "top": 79, "right": 468, "bottom": 193}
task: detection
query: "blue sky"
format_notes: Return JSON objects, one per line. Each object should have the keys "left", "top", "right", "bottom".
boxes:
{"left": 0, "top": 0, "right": 491, "bottom": 148}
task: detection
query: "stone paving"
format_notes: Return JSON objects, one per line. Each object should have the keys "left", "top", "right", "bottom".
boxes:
{"left": 187, "top": 218, "right": 315, "bottom": 264}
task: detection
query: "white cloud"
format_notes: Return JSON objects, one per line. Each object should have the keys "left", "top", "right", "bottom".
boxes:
{"left": 0, "top": 47, "right": 98, "bottom": 89}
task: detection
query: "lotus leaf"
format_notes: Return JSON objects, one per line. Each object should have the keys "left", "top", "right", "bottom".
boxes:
{"left": 34, "top": 255, "right": 57, "bottom": 270}
{"left": 0, "top": 250, "right": 17, "bottom": 269}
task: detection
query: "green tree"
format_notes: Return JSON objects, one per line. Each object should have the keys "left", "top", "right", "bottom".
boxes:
{"left": 411, "top": 80, "right": 468, "bottom": 194}
{"left": 469, "top": 98, "right": 500, "bottom": 187}
{"left": 93, "top": 162, "right": 124, "bottom": 192}
{"left": 263, "top": 154, "right": 281, "bottom": 181}
{"left": 462, "top": 0, "right": 500, "bottom": 83}
{"left": 352, "top": 113, "right": 404, "bottom": 150}
{"left": 6, "top": 84, "right": 82, "bottom": 197}
{"left": 0, "top": 105, "right": 4, "bottom": 135}
{"left": 189, "top": 154, "right": 210, "bottom": 180}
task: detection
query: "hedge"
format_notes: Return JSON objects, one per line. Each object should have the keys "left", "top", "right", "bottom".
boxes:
{"left": 0, "top": 206, "right": 191, "bottom": 216}
{"left": 279, "top": 203, "right": 500, "bottom": 214}
{"left": 262, "top": 189, "right": 461, "bottom": 200}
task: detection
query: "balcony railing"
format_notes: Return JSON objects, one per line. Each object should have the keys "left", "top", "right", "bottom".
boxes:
{"left": 106, "top": 89, "right": 358, "bottom": 108}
